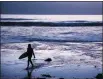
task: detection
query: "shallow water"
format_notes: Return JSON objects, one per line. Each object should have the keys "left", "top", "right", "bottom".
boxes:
{"left": 1, "top": 41, "right": 102, "bottom": 79}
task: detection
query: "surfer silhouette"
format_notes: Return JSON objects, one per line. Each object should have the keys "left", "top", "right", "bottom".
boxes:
{"left": 26, "top": 44, "right": 35, "bottom": 69}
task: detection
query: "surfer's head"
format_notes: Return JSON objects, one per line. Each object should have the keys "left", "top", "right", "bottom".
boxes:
{"left": 28, "top": 44, "right": 31, "bottom": 48}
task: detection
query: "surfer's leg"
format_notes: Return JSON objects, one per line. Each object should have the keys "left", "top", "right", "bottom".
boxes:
{"left": 28, "top": 56, "right": 31, "bottom": 67}
{"left": 30, "top": 57, "right": 34, "bottom": 67}
{"left": 26, "top": 59, "right": 29, "bottom": 69}
{"left": 28, "top": 59, "right": 29, "bottom": 67}
{"left": 30, "top": 60, "right": 34, "bottom": 67}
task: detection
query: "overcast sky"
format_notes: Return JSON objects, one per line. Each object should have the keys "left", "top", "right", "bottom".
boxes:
{"left": 1, "top": 2, "right": 102, "bottom": 15}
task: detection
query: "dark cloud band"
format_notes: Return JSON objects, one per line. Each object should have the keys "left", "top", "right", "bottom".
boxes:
{"left": 1, "top": 2, "right": 102, "bottom": 15}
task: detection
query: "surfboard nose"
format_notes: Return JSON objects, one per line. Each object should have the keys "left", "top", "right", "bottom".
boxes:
{"left": 19, "top": 52, "right": 28, "bottom": 59}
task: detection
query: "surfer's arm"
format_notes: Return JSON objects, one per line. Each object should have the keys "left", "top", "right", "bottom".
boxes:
{"left": 32, "top": 49, "right": 35, "bottom": 58}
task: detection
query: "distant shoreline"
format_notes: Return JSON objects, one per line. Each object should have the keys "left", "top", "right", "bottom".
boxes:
{"left": 1, "top": 21, "right": 103, "bottom": 26}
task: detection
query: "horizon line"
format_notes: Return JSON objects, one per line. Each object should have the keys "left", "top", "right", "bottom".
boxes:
{"left": 1, "top": 14, "right": 102, "bottom": 15}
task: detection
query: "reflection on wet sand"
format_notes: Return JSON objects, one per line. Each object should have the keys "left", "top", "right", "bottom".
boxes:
{"left": 23, "top": 68, "right": 34, "bottom": 79}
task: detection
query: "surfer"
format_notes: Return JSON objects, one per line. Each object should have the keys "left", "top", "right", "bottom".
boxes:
{"left": 26, "top": 44, "right": 35, "bottom": 69}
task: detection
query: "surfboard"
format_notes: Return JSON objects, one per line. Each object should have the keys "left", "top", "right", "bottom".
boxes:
{"left": 19, "top": 52, "right": 28, "bottom": 59}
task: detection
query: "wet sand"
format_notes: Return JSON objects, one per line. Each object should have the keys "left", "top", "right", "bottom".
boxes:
{"left": 1, "top": 42, "right": 102, "bottom": 79}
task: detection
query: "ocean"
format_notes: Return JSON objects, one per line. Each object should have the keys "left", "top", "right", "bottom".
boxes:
{"left": 1, "top": 14, "right": 103, "bottom": 43}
